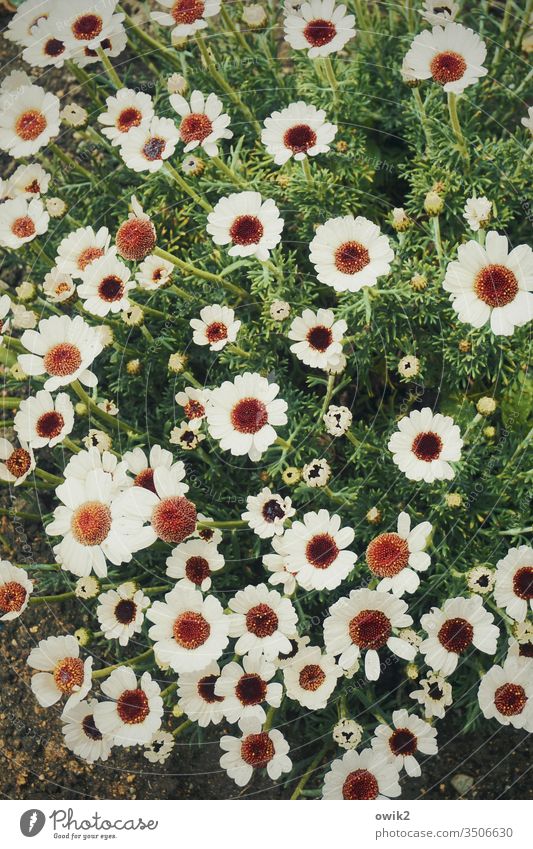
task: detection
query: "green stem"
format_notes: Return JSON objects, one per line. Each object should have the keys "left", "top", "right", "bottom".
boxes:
{"left": 160, "top": 682, "right": 178, "bottom": 699}
{"left": 211, "top": 155, "right": 247, "bottom": 188}
{"left": 35, "top": 467, "right": 62, "bottom": 485}
{"left": 92, "top": 648, "right": 154, "bottom": 680}
{"left": 447, "top": 92, "right": 469, "bottom": 163}
{"left": 227, "top": 344, "right": 251, "bottom": 359}
{"left": 264, "top": 705, "right": 277, "bottom": 731}
{"left": 71, "top": 380, "right": 142, "bottom": 436}
{"left": 62, "top": 435, "right": 81, "bottom": 454}
{"left": 412, "top": 88, "right": 433, "bottom": 152}
{"left": 432, "top": 215, "right": 443, "bottom": 262}
{"left": 291, "top": 745, "right": 329, "bottom": 800}
{"left": 319, "top": 373, "right": 336, "bottom": 423}
{"left": 153, "top": 246, "right": 248, "bottom": 300}
{"left": 0, "top": 396, "right": 21, "bottom": 409}
{"left": 122, "top": 11, "right": 183, "bottom": 70}
{"left": 301, "top": 157, "right": 314, "bottom": 186}
{"left": 198, "top": 519, "right": 247, "bottom": 529}
{"left": 163, "top": 162, "right": 212, "bottom": 212}
{"left": 30, "top": 591, "right": 75, "bottom": 605}
{"left": 97, "top": 47, "right": 122, "bottom": 88}
{"left": 48, "top": 142, "right": 93, "bottom": 182}
{"left": 220, "top": 6, "right": 253, "bottom": 54}
{"left": 170, "top": 283, "right": 195, "bottom": 302}
{"left": 322, "top": 57, "right": 339, "bottom": 99}
{"left": 275, "top": 435, "right": 292, "bottom": 451}
{"left": 172, "top": 718, "right": 192, "bottom": 736}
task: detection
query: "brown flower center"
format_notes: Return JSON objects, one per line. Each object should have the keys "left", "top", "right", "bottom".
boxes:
{"left": 117, "top": 107, "right": 143, "bottom": 133}
{"left": 114, "top": 598, "right": 137, "bottom": 625}
{"left": 98, "top": 274, "right": 124, "bottom": 302}
{"left": 180, "top": 113, "right": 213, "bottom": 143}
{"left": 134, "top": 467, "right": 156, "bottom": 493}
{"left": 366, "top": 533, "right": 410, "bottom": 578}
{"left": 71, "top": 501, "right": 112, "bottom": 546}
{"left": 305, "top": 533, "right": 339, "bottom": 569}
{"left": 82, "top": 713, "right": 102, "bottom": 740}
{"left": 197, "top": 673, "right": 223, "bottom": 703}
{"left": 299, "top": 663, "right": 326, "bottom": 691}
{"left": 117, "top": 688, "right": 149, "bottom": 723}
{"left": 389, "top": 727, "right": 417, "bottom": 756}
{"left": 430, "top": 50, "right": 467, "bottom": 85}
{"left": 77, "top": 246, "right": 104, "bottom": 271}
{"left": 185, "top": 555, "right": 211, "bottom": 586}
{"left": 6, "top": 448, "right": 32, "bottom": 478}
{"left": 116, "top": 218, "right": 156, "bottom": 261}
{"left": 349, "top": 609, "right": 391, "bottom": 649}
{"left": 205, "top": 321, "right": 228, "bottom": 343}
{"left": 184, "top": 399, "right": 205, "bottom": 419}
{"left": 494, "top": 683, "right": 527, "bottom": 717}
{"left": 412, "top": 430, "right": 443, "bottom": 462}
{"left": 235, "top": 673, "right": 267, "bottom": 706}
{"left": 72, "top": 13, "right": 103, "bottom": 41}
{"left": 229, "top": 215, "right": 264, "bottom": 246}
{"left": 474, "top": 264, "right": 518, "bottom": 308}
{"left": 342, "top": 769, "right": 379, "bottom": 800}
{"left": 43, "top": 342, "right": 82, "bottom": 377}
{"left": 241, "top": 732, "right": 274, "bottom": 767}
{"left": 512, "top": 566, "right": 533, "bottom": 600}
{"left": 173, "top": 611, "right": 210, "bottom": 649}
{"left": 53, "top": 657, "right": 84, "bottom": 693}
{"left": 307, "top": 324, "right": 333, "bottom": 351}
{"left": 25, "top": 179, "right": 41, "bottom": 194}
{"left": 44, "top": 38, "right": 65, "bottom": 57}
{"left": 438, "top": 617, "right": 473, "bottom": 653}
{"left": 230, "top": 397, "right": 268, "bottom": 434}
{"left": 283, "top": 123, "right": 317, "bottom": 153}
{"left": 152, "top": 496, "right": 197, "bottom": 544}
{"left": 262, "top": 499, "right": 285, "bottom": 523}
{"left": 334, "top": 240, "right": 370, "bottom": 274}
{"left": 11, "top": 216, "right": 35, "bottom": 239}
{"left": 246, "top": 603, "right": 278, "bottom": 637}
{"left": 142, "top": 136, "right": 166, "bottom": 161}
{"left": 0, "top": 581, "right": 27, "bottom": 613}
{"left": 171, "top": 0, "right": 205, "bottom": 25}
{"left": 304, "top": 18, "right": 336, "bottom": 47}
{"left": 15, "top": 109, "right": 47, "bottom": 141}
{"left": 36, "top": 410, "right": 64, "bottom": 440}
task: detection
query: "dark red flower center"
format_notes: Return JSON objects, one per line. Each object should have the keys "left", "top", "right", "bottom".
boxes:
{"left": 134, "top": 467, "right": 157, "bottom": 494}
{"left": 117, "top": 107, "right": 143, "bottom": 133}
{"left": 334, "top": 240, "right": 370, "bottom": 274}
{"left": 235, "top": 673, "right": 267, "bottom": 706}
{"left": 78, "top": 246, "right": 104, "bottom": 271}
{"left": 197, "top": 673, "right": 223, "bottom": 703}
{"left": 299, "top": 663, "right": 326, "bottom": 691}
{"left": 283, "top": 123, "right": 317, "bottom": 153}
{"left": 430, "top": 50, "right": 467, "bottom": 84}
{"left": 173, "top": 611, "right": 210, "bottom": 649}
{"left": 5, "top": 448, "right": 31, "bottom": 478}
{"left": 305, "top": 533, "right": 339, "bottom": 569}
{"left": 0, "top": 581, "right": 27, "bottom": 613}
{"left": 72, "top": 14, "right": 103, "bottom": 40}
{"left": 44, "top": 38, "right": 65, "bottom": 57}
{"left": 412, "top": 430, "right": 443, "bottom": 462}
{"left": 205, "top": 321, "right": 228, "bottom": 343}
{"left": 474, "top": 264, "right": 518, "bottom": 308}
{"left": 230, "top": 397, "right": 268, "bottom": 434}
{"left": 494, "top": 683, "right": 526, "bottom": 717}
{"left": 307, "top": 324, "right": 333, "bottom": 351}
{"left": 11, "top": 216, "right": 35, "bottom": 239}
{"left": 184, "top": 399, "right": 205, "bottom": 419}
{"left": 71, "top": 501, "right": 111, "bottom": 546}
{"left": 44, "top": 342, "right": 82, "bottom": 376}
{"left": 180, "top": 113, "right": 213, "bottom": 143}
{"left": 151, "top": 496, "right": 197, "bottom": 544}
{"left": 303, "top": 18, "right": 336, "bottom": 47}
{"left": 438, "top": 617, "right": 473, "bottom": 653}
{"left": 185, "top": 555, "right": 211, "bottom": 586}
{"left": 15, "top": 110, "right": 47, "bottom": 141}
{"left": 229, "top": 215, "right": 264, "bottom": 246}
{"left": 171, "top": 0, "right": 205, "bottom": 25}
{"left": 262, "top": 499, "right": 285, "bottom": 522}
{"left": 349, "top": 609, "right": 391, "bottom": 649}
{"left": 246, "top": 603, "right": 279, "bottom": 637}
{"left": 53, "top": 657, "right": 84, "bottom": 693}
{"left": 143, "top": 136, "right": 166, "bottom": 161}
{"left": 512, "top": 566, "right": 533, "bottom": 600}
{"left": 82, "top": 713, "right": 102, "bottom": 740}
{"left": 241, "top": 732, "right": 274, "bottom": 767}
{"left": 342, "top": 769, "right": 379, "bottom": 800}
{"left": 36, "top": 410, "right": 64, "bottom": 439}
{"left": 116, "top": 218, "right": 156, "bottom": 261}
{"left": 114, "top": 599, "right": 137, "bottom": 625}
{"left": 117, "top": 688, "right": 149, "bottom": 724}
{"left": 389, "top": 727, "right": 417, "bottom": 756}
{"left": 366, "top": 533, "right": 410, "bottom": 578}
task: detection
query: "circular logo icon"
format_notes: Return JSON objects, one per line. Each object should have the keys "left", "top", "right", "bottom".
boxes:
{"left": 20, "top": 810, "right": 46, "bottom": 837}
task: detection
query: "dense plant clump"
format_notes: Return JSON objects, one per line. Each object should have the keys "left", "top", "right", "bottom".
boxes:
{"left": 0, "top": 0, "right": 532, "bottom": 799}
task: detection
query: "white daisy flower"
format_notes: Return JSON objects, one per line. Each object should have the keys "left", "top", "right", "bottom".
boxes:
{"left": 0, "top": 197, "right": 49, "bottom": 249}
{"left": 261, "top": 101, "right": 337, "bottom": 165}
{"left": 93, "top": 668, "right": 163, "bottom": 747}
{"left": 143, "top": 730, "right": 174, "bottom": 764}
{"left": 21, "top": 17, "right": 70, "bottom": 68}
{"left": 220, "top": 716, "right": 292, "bottom": 787}
{"left": 228, "top": 583, "right": 298, "bottom": 661}
{"left": 61, "top": 698, "right": 113, "bottom": 763}
{"left": 170, "top": 89, "right": 232, "bottom": 156}
{"left": 388, "top": 407, "right": 463, "bottom": 483}
{"left": 366, "top": 511, "right": 432, "bottom": 597}
{"left": 52, "top": 0, "right": 124, "bottom": 56}
{"left": 115, "top": 464, "right": 196, "bottom": 546}
{"left": 302, "top": 457, "right": 331, "bottom": 488}
{"left": 263, "top": 533, "right": 313, "bottom": 596}
{"left": 521, "top": 106, "right": 533, "bottom": 135}
{"left": 309, "top": 215, "right": 394, "bottom": 293}
{"left": 420, "top": 595, "right": 499, "bottom": 676}
{"left": 46, "top": 468, "right": 151, "bottom": 579}
{"left": 323, "top": 404, "right": 352, "bottom": 436}
{"left": 466, "top": 565, "right": 495, "bottom": 595}
{"left": 283, "top": 645, "right": 342, "bottom": 709}
{"left": 372, "top": 709, "right": 438, "bottom": 778}
{"left": 206, "top": 191, "right": 284, "bottom": 261}
{"left": 96, "top": 583, "right": 150, "bottom": 647}
{"left": 63, "top": 447, "right": 129, "bottom": 492}
{"left": 190, "top": 304, "right": 241, "bottom": 351}
{"left": 478, "top": 657, "right": 533, "bottom": 731}
{"left": 494, "top": 545, "right": 533, "bottom": 622}
{"left": 420, "top": 0, "right": 459, "bottom": 26}
{"left": 169, "top": 418, "right": 206, "bottom": 450}
{"left": 177, "top": 661, "right": 227, "bottom": 726}
{"left": 284, "top": 0, "right": 356, "bottom": 58}
{"left": 27, "top": 634, "right": 93, "bottom": 711}
{"left": 281, "top": 509, "right": 357, "bottom": 591}
{"left": 73, "top": 20, "right": 127, "bottom": 69}
{"left": 98, "top": 88, "right": 154, "bottom": 146}
{"left": 166, "top": 538, "right": 224, "bottom": 592}
{"left": 119, "top": 116, "right": 179, "bottom": 173}
{"left": 288, "top": 307, "right": 347, "bottom": 371}
{"left": 324, "top": 588, "right": 415, "bottom": 679}
{"left": 322, "top": 747, "right": 401, "bottom": 799}
{"left": 443, "top": 231, "right": 533, "bottom": 336}
{"left": 333, "top": 718, "right": 363, "bottom": 750}
{"left": 215, "top": 653, "right": 282, "bottom": 724}
{"left": 206, "top": 372, "right": 288, "bottom": 461}
{"left": 5, "top": 0, "right": 52, "bottom": 47}
{"left": 136, "top": 254, "right": 173, "bottom": 290}
{"left": 404, "top": 22, "right": 487, "bottom": 94}
{"left": 0, "top": 81, "right": 60, "bottom": 157}
{"left": 14, "top": 389, "right": 74, "bottom": 448}
{"left": 7, "top": 163, "right": 50, "bottom": 198}
{"left": 78, "top": 252, "right": 135, "bottom": 317}
{"left": 55, "top": 225, "right": 111, "bottom": 280}
{"left": 0, "top": 437, "right": 35, "bottom": 486}
{"left": 18, "top": 314, "right": 103, "bottom": 391}
{"left": 147, "top": 585, "right": 229, "bottom": 673}
{"left": 0, "top": 561, "right": 33, "bottom": 621}
{"left": 192, "top": 513, "right": 223, "bottom": 547}
{"left": 507, "top": 630, "right": 533, "bottom": 663}
{"left": 463, "top": 196, "right": 492, "bottom": 232}
{"left": 242, "top": 487, "right": 295, "bottom": 538}
{"left": 175, "top": 387, "right": 209, "bottom": 421}
{"left": 151, "top": 0, "right": 221, "bottom": 39}
{"left": 122, "top": 444, "right": 175, "bottom": 493}
{"left": 409, "top": 672, "right": 453, "bottom": 719}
